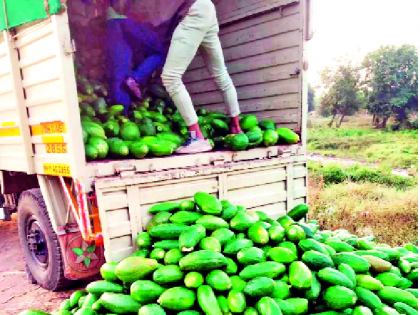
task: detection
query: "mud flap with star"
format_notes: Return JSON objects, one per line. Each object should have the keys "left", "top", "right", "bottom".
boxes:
{"left": 58, "top": 231, "right": 105, "bottom": 280}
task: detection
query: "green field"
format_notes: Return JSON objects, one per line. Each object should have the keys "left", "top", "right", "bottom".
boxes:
{"left": 307, "top": 115, "right": 418, "bottom": 245}
{"left": 307, "top": 116, "right": 418, "bottom": 169}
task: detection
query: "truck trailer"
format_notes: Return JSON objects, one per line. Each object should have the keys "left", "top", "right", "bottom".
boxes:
{"left": 0, "top": 0, "right": 312, "bottom": 290}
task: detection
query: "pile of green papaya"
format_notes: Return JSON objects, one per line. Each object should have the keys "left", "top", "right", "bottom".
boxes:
{"left": 77, "top": 75, "right": 300, "bottom": 161}
{"left": 21, "top": 192, "right": 418, "bottom": 315}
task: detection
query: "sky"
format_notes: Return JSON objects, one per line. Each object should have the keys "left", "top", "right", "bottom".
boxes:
{"left": 307, "top": 0, "right": 420, "bottom": 91}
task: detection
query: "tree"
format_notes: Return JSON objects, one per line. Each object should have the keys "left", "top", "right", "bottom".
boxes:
{"left": 308, "top": 84, "right": 315, "bottom": 112}
{"left": 362, "top": 45, "right": 418, "bottom": 128}
{"left": 319, "top": 59, "right": 365, "bottom": 127}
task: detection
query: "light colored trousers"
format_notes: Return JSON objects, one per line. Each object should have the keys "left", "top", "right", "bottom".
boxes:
{"left": 161, "top": 0, "right": 241, "bottom": 126}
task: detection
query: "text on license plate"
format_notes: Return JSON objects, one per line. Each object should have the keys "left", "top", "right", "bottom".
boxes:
{"left": 43, "top": 163, "right": 71, "bottom": 177}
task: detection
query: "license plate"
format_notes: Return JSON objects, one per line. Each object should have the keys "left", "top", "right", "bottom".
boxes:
{"left": 41, "top": 122, "right": 66, "bottom": 134}
{"left": 45, "top": 143, "right": 67, "bottom": 154}
{"left": 43, "top": 163, "right": 71, "bottom": 177}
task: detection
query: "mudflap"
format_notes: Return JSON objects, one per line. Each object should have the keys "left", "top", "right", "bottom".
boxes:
{"left": 58, "top": 230, "right": 105, "bottom": 280}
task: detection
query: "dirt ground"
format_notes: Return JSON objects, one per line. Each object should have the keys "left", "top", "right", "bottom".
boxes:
{"left": 0, "top": 215, "right": 87, "bottom": 315}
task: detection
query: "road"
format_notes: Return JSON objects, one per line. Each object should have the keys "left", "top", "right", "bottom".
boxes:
{"left": 0, "top": 216, "right": 82, "bottom": 315}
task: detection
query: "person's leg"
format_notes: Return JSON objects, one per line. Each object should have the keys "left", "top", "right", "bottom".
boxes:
{"left": 125, "top": 54, "right": 166, "bottom": 99}
{"left": 119, "top": 19, "right": 166, "bottom": 100}
{"left": 199, "top": 15, "right": 242, "bottom": 134}
{"left": 161, "top": 0, "right": 215, "bottom": 153}
{"left": 106, "top": 19, "right": 132, "bottom": 115}
{"left": 132, "top": 54, "right": 166, "bottom": 85}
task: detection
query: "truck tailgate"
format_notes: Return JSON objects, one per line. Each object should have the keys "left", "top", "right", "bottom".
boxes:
{"left": 94, "top": 155, "right": 307, "bottom": 262}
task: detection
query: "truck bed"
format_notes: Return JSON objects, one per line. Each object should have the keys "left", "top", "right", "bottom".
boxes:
{"left": 0, "top": 0, "right": 309, "bottom": 180}
{"left": 85, "top": 143, "right": 303, "bottom": 179}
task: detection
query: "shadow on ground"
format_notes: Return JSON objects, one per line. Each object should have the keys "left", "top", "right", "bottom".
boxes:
{"left": 0, "top": 215, "right": 89, "bottom": 314}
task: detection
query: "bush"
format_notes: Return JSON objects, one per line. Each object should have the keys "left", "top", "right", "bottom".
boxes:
{"left": 309, "top": 162, "right": 417, "bottom": 190}
{"left": 308, "top": 179, "right": 418, "bottom": 246}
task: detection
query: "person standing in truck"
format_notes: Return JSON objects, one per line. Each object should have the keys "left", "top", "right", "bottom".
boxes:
{"left": 127, "top": 0, "right": 243, "bottom": 154}
{"left": 83, "top": 0, "right": 167, "bottom": 116}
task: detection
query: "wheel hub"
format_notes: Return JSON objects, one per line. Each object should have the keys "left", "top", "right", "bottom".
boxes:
{"left": 27, "top": 229, "right": 47, "bottom": 254}
{"left": 26, "top": 217, "right": 48, "bottom": 267}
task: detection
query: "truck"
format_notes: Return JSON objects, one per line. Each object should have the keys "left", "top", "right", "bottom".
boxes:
{"left": 0, "top": 0, "right": 312, "bottom": 290}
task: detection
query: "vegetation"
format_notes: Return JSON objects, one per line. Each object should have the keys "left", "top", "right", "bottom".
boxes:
{"left": 308, "top": 162, "right": 417, "bottom": 190}
{"left": 319, "top": 57, "right": 366, "bottom": 127}
{"left": 307, "top": 114, "right": 418, "bottom": 247}
{"left": 308, "top": 177, "right": 418, "bottom": 246}
{"left": 317, "top": 45, "right": 418, "bottom": 129}
{"left": 363, "top": 45, "right": 418, "bottom": 129}
{"left": 307, "top": 116, "right": 418, "bottom": 169}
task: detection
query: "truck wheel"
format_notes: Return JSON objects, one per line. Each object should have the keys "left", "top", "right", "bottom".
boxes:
{"left": 17, "top": 189, "right": 69, "bottom": 291}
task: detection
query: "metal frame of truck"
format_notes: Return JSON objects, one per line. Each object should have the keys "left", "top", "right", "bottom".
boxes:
{"left": 0, "top": 0, "right": 312, "bottom": 290}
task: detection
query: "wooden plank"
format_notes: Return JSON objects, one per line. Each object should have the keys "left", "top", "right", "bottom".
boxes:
{"left": 293, "top": 164, "right": 307, "bottom": 178}
{"left": 109, "top": 247, "right": 135, "bottom": 263}
{"left": 191, "top": 77, "right": 300, "bottom": 106}
{"left": 286, "top": 163, "right": 294, "bottom": 212}
{"left": 224, "top": 30, "right": 300, "bottom": 62}
{"left": 298, "top": 0, "right": 309, "bottom": 147}
{"left": 228, "top": 182, "right": 287, "bottom": 208}
{"left": 253, "top": 108, "right": 299, "bottom": 123}
{"left": 186, "top": 47, "right": 299, "bottom": 82}
{"left": 294, "top": 187, "right": 307, "bottom": 199}
{"left": 218, "top": 174, "right": 228, "bottom": 200}
{"left": 107, "top": 222, "right": 132, "bottom": 239}
{"left": 196, "top": 94, "right": 300, "bottom": 114}
{"left": 217, "top": 0, "right": 299, "bottom": 26}
{"left": 219, "top": 13, "right": 300, "bottom": 49}
{"left": 101, "top": 189, "right": 128, "bottom": 211}
{"left": 108, "top": 236, "right": 134, "bottom": 262}
{"left": 216, "top": 0, "right": 268, "bottom": 19}
{"left": 90, "top": 148, "right": 303, "bottom": 186}
{"left": 219, "top": 4, "right": 300, "bottom": 36}
{"left": 127, "top": 185, "right": 141, "bottom": 245}
{"left": 106, "top": 208, "right": 129, "bottom": 223}
{"left": 227, "top": 168, "right": 286, "bottom": 190}
{"left": 138, "top": 179, "right": 218, "bottom": 204}
{"left": 189, "top": 31, "right": 300, "bottom": 71}
{"left": 187, "top": 62, "right": 299, "bottom": 94}
{"left": 96, "top": 190, "right": 113, "bottom": 262}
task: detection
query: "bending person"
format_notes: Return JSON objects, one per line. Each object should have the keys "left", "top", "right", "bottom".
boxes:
{"left": 105, "top": 3, "right": 166, "bottom": 115}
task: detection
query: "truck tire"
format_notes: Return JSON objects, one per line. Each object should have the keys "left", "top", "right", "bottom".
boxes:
{"left": 17, "top": 189, "right": 69, "bottom": 290}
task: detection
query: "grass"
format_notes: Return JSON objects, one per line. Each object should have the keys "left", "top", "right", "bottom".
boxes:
{"left": 308, "top": 161, "right": 417, "bottom": 190}
{"left": 308, "top": 177, "right": 418, "bottom": 246}
{"left": 307, "top": 114, "right": 418, "bottom": 245}
{"left": 307, "top": 115, "right": 418, "bottom": 169}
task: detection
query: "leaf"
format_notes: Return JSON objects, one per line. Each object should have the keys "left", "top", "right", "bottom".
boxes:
{"left": 75, "top": 255, "right": 85, "bottom": 264}
{"left": 87, "top": 244, "right": 96, "bottom": 253}
{"left": 84, "top": 256, "right": 91, "bottom": 268}
{"left": 72, "top": 248, "right": 84, "bottom": 256}
{"left": 87, "top": 252, "right": 99, "bottom": 261}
